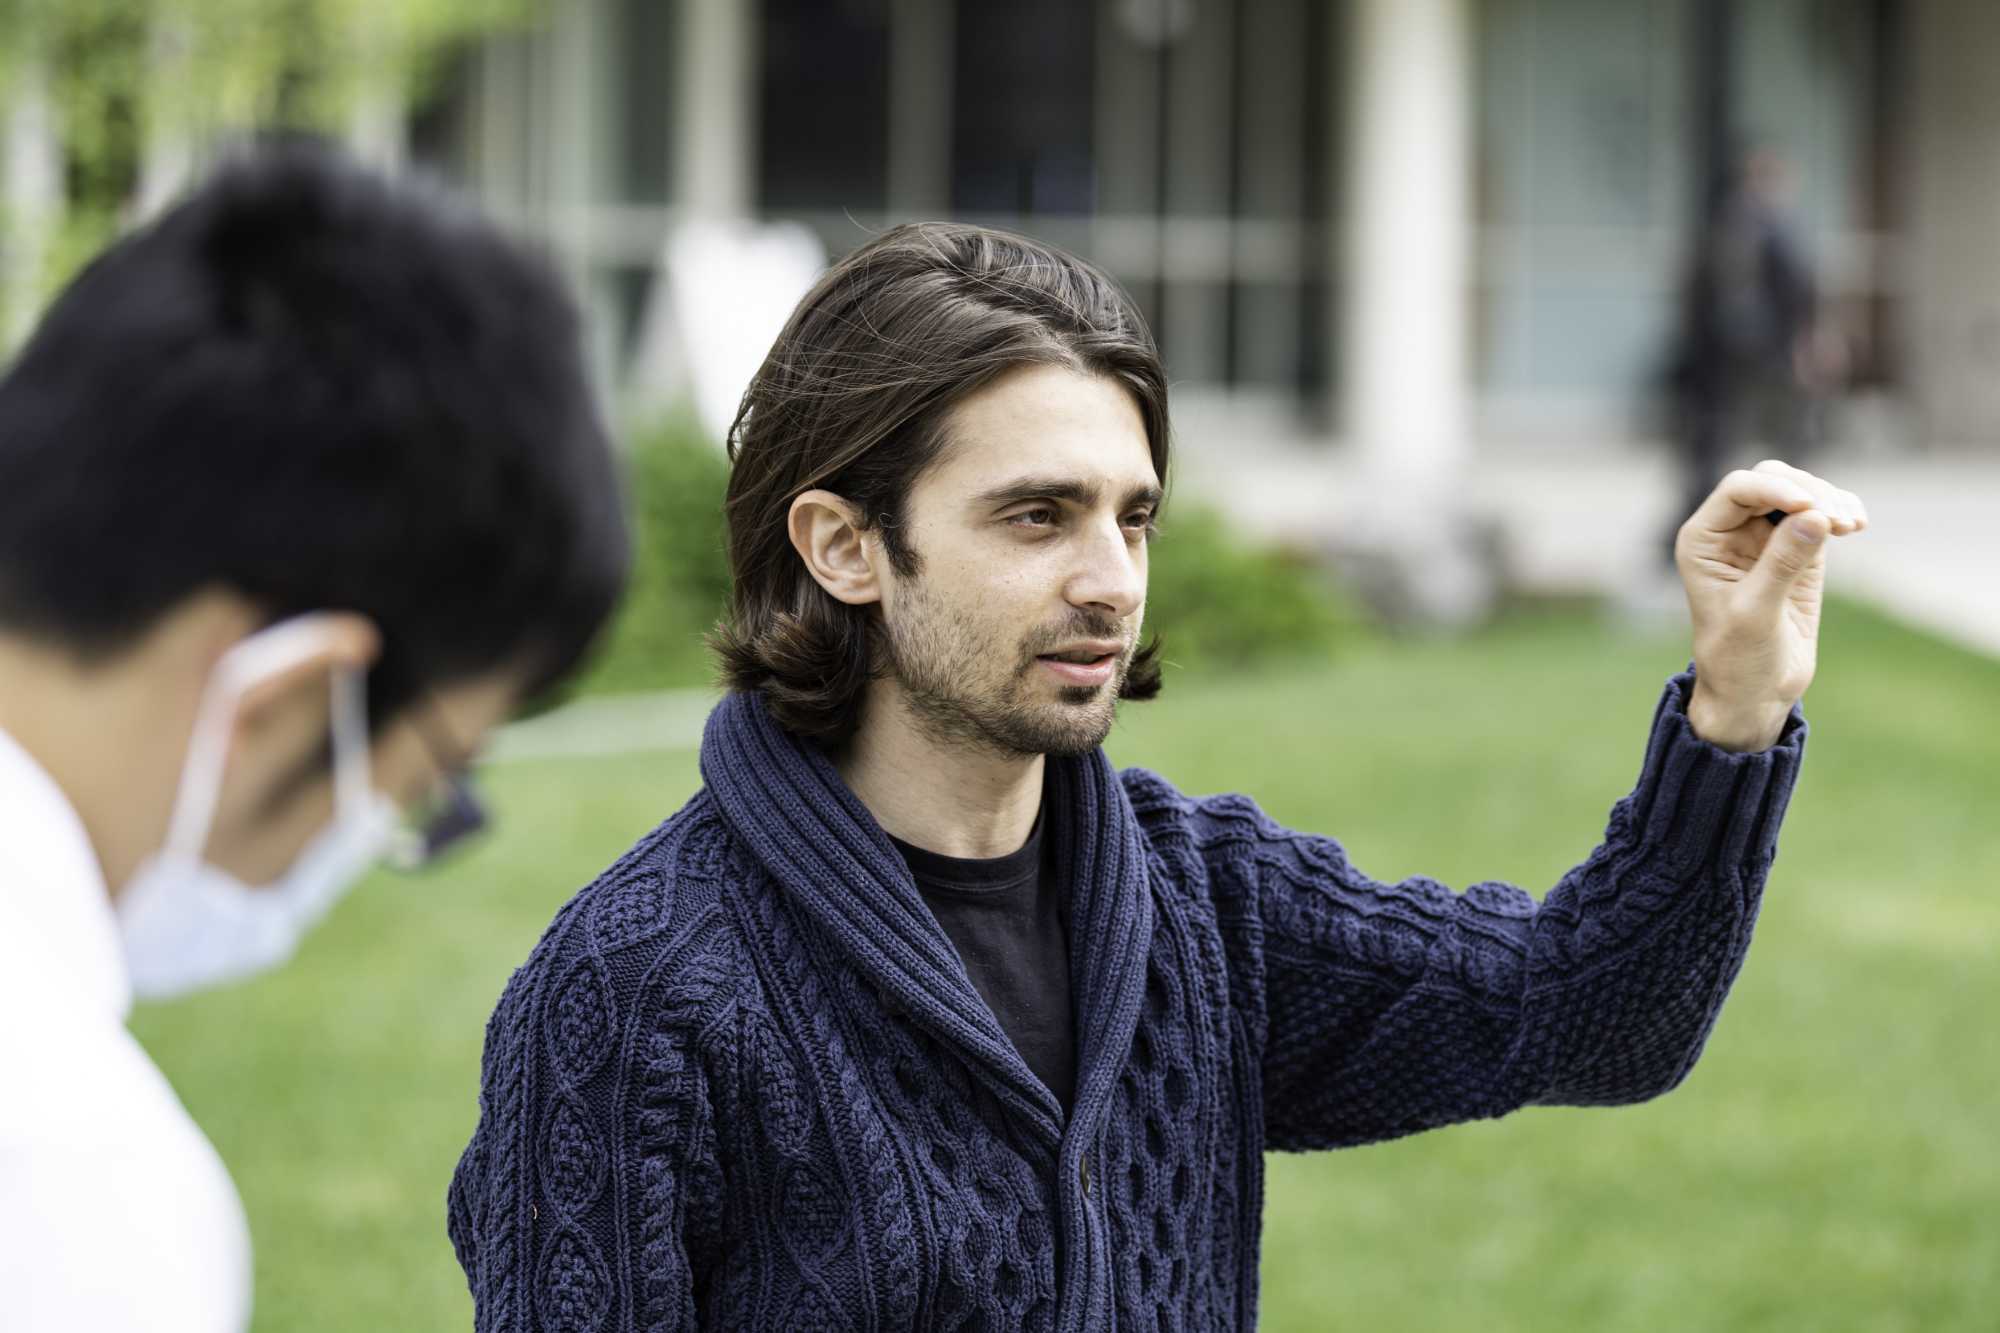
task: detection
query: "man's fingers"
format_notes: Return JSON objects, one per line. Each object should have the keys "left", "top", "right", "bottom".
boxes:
{"left": 1751, "top": 459, "right": 1868, "bottom": 532}
{"left": 1689, "top": 468, "right": 1816, "bottom": 536}
{"left": 1742, "top": 506, "right": 1830, "bottom": 609}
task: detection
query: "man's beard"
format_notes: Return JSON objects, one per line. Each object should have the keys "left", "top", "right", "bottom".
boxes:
{"left": 881, "top": 575, "right": 1131, "bottom": 759}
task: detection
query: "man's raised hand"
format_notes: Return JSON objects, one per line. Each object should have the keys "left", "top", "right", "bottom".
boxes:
{"left": 1674, "top": 459, "right": 1868, "bottom": 751}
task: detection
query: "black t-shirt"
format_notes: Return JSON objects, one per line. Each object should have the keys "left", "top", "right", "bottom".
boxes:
{"left": 891, "top": 814, "right": 1076, "bottom": 1116}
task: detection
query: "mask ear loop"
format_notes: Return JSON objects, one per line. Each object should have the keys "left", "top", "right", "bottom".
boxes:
{"left": 330, "top": 666, "right": 373, "bottom": 818}
{"left": 157, "top": 613, "right": 352, "bottom": 865}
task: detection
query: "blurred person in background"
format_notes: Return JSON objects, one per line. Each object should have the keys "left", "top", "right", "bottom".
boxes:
{"left": 0, "top": 145, "right": 628, "bottom": 1332}
{"left": 1666, "top": 146, "right": 1849, "bottom": 563}
{"left": 450, "top": 223, "right": 1868, "bottom": 1330}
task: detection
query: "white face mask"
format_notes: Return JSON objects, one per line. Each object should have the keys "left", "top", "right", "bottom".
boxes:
{"left": 116, "top": 615, "right": 399, "bottom": 1001}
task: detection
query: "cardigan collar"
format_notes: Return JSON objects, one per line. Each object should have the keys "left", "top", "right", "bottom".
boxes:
{"left": 699, "top": 690, "right": 1154, "bottom": 1153}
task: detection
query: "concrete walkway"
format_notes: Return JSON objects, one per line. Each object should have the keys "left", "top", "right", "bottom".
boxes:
{"left": 490, "top": 687, "right": 718, "bottom": 761}
{"left": 1797, "top": 460, "right": 2000, "bottom": 658}
{"left": 1177, "top": 435, "right": 2000, "bottom": 660}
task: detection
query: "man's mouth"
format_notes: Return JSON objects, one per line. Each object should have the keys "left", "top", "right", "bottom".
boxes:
{"left": 1034, "top": 642, "right": 1123, "bottom": 687}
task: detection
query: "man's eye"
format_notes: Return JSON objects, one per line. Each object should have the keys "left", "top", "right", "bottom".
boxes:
{"left": 1010, "top": 507, "right": 1057, "bottom": 528}
{"left": 1124, "top": 511, "right": 1158, "bottom": 534}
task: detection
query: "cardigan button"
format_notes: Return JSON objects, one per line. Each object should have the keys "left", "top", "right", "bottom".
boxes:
{"left": 1079, "top": 1153, "right": 1093, "bottom": 1200}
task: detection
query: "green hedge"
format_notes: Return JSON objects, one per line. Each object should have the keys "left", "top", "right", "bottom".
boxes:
{"left": 576, "top": 415, "right": 733, "bottom": 694}
{"left": 579, "top": 417, "right": 1362, "bottom": 694}
{"left": 1141, "top": 506, "right": 1357, "bottom": 673}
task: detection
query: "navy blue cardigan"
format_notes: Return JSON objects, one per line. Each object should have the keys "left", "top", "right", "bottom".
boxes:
{"left": 448, "top": 673, "right": 1804, "bottom": 1331}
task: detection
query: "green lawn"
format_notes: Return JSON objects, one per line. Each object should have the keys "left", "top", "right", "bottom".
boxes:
{"left": 131, "top": 599, "right": 2000, "bottom": 1331}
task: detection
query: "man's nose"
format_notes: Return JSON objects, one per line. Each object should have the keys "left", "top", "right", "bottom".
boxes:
{"left": 1066, "top": 516, "right": 1145, "bottom": 621}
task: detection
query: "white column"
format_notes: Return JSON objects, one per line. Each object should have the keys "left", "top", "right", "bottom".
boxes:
{"left": 888, "top": 0, "right": 953, "bottom": 218}
{"left": 1907, "top": 0, "right": 2000, "bottom": 451}
{"left": 1340, "top": 0, "right": 1472, "bottom": 481}
{"left": 467, "top": 35, "right": 529, "bottom": 222}
{"left": 546, "top": 0, "right": 613, "bottom": 402}
{"left": 1334, "top": 0, "right": 1492, "bottom": 625}
{"left": 547, "top": 0, "right": 595, "bottom": 222}
{"left": 336, "top": 5, "right": 410, "bottom": 173}
{"left": 136, "top": 18, "right": 198, "bottom": 220}
{"left": 346, "top": 82, "right": 409, "bottom": 175}
{"left": 1161, "top": 0, "right": 1236, "bottom": 385}
{"left": 3, "top": 54, "right": 63, "bottom": 347}
{"left": 675, "top": 0, "right": 759, "bottom": 218}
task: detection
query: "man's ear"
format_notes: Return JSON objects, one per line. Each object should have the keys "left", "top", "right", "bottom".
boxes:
{"left": 788, "top": 490, "right": 883, "bottom": 607}
{"left": 232, "top": 612, "right": 382, "bottom": 733}
{"left": 214, "top": 610, "right": 382, "bottom": 824}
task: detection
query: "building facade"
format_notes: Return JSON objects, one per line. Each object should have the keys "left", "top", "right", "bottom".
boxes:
{"left": 8, "top": 1, "right": 1996, "bottom": 458}
{"left": 407, "top": 0, "right": 2000, "bottom": 461}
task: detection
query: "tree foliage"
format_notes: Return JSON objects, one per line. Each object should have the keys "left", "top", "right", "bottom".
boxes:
{"left": 0, "top": 0, "right": 538, "bottom": 327}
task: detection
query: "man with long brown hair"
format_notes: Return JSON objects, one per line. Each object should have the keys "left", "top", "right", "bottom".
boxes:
{"left": 450, "top": 223, "right": 1865, "bottom": 1330}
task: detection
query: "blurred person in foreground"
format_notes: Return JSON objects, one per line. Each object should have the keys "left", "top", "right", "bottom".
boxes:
{"left": 450, "top": 223, "right": 1867, "bottom": 1330}
{"left": 1665, "top": 146, "right": 1848, "bottom": 563}
{"left": 0, "top": 146, "right": 627, "bottom": 1332}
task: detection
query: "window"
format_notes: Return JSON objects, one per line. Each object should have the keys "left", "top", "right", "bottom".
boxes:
{"left": 760, "top": 0, "right": 891, "bottom": 212}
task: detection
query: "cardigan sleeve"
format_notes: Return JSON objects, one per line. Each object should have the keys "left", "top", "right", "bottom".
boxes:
{"left": 1191, "top": 669, "right": 1806, "bottom": 1152}
{"left": 447, "top": 876, "right": 729, "bottom": 1332}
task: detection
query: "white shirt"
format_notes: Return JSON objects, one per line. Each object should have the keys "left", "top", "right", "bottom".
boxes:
{"left": 0, "top": 726, "right": 251, "bottom": 1333}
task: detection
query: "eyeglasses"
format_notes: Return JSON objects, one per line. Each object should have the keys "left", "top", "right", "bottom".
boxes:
{"left": 387, "top": 701, "right": 490, "bottom": 871}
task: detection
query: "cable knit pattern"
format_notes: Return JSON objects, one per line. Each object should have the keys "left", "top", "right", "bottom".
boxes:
{"left": 449, "top": 670, "right": 1804, "bottom": 1330}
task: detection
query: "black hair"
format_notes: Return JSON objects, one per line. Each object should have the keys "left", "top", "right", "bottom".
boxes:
{"left": 0, "top": 142, "right": 629, "bottom": 723}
